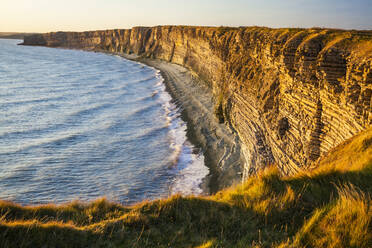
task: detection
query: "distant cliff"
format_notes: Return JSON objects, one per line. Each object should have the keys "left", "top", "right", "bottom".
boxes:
{"left": 22, "top": 26, "right": 372, "bottom": 179}
{"left": 0, "top": 32, "right": 38, "bottom": 39}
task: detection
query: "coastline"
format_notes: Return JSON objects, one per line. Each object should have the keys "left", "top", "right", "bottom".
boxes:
{"left": 16, "top": 41, "right": 245, "bottom": 194}
{"left": 20, "top": 27, "right": 372, "bottom": 179}
{"left": 118, "top": 54, "right": 245, "bottom": 194}
{"left": 3, "top": 26, "right": 370, "bottom": 246}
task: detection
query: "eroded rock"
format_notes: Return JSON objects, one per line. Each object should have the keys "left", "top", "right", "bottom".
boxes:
{"left": 22, "top": 26, "right": 372, "bottom": 182}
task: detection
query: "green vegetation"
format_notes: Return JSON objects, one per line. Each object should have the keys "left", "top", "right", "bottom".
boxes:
{"left": 1, "top": 127, "right": 372, "bottom": 247}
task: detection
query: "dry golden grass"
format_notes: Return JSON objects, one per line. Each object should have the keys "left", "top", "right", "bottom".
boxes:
{"left": 1, "top": 126, "right": 372, "bottom": 247}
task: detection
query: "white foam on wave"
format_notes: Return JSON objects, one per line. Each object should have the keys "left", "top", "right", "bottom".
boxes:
{"left": 170, "top": 144, "right": 208, "bottom": 195}
{"left": 151, "top": 69, "right": 209, "bottom": 196}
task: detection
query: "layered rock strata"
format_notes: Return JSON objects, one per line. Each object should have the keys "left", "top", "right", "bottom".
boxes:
{"left": 22, "top": 26, "right": 372, "bottom": 181}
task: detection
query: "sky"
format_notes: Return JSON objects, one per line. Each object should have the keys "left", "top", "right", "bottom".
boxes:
{"left": 1, "top": 0, "right": 371, "bottom": 32}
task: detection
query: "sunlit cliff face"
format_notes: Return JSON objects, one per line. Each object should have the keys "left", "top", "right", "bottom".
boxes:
{"left": 23, "top": 26, "right": 372, "bottom": 179}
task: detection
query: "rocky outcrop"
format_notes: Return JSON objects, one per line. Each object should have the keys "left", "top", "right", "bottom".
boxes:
{"left": 22, "top": 26, "right": 372, "bottom": 180}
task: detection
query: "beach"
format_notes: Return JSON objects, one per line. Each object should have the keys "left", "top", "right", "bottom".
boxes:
{"left": 127, "top": 56, "right": 245, "bottom": 193}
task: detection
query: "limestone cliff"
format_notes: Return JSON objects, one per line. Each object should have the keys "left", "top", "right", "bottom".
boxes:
{"left": 22, "top": 26, "right": 372, "bottom": 180}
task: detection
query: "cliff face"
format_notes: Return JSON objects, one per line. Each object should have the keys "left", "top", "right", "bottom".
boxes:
{"left": 23, "top": 26, "right": 372, "bottom": 179}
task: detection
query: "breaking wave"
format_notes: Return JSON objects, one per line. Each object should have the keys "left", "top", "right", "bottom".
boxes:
{"left": 0, "top": 39, "right": 208, "bottom": 205}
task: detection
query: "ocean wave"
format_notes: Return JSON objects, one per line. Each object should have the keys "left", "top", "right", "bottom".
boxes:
{"left": 0, "top": 132, "right": 88, "bottom": 157}
{"left": 130, "top": 75, "right": 158, "bottom": 85}
{"left": 133, "top": 126, "right": 169, "bottom": 142}
{"left": 170, "top": 150, "right": 208, "bottom": 196}
{"left": 0, "top": 40, "right": 209, "bottom": 204}
{"left": 0, "top": 95, "right": 66, "bottom": 106}
{"left": 152, "top": 69, "right": 209, "bottom": 196}
{"left": 125, "top": 102, "right": 162, "bottom": 120}
{"left": 67, "top": 103, "right": 114, "bottom": 119}
{"left": 0, "top": 122, "right": 65, "bottom": 141}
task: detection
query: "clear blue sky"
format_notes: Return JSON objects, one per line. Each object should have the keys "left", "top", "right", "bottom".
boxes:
{"left": 1, "top": 0, "right": 371, "bottom": 32}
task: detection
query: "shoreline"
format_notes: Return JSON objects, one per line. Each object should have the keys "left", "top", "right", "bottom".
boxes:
{"left": 117, "top": 54, "right": 245, "bottom": 194}
{"left": 17, "top": 42, "right": 245, "bottom": 195}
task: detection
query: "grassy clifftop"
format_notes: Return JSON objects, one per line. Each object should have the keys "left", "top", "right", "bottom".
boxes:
{"left": 1, "top": 126, "right": 371, "bottom": 247}
{"left": 0, "top": 32, "right": 38, "bottom": 39}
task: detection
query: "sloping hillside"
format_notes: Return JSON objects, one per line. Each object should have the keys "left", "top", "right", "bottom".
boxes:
{"left": 1, "top": 126, "right": 371, "bottom": 247}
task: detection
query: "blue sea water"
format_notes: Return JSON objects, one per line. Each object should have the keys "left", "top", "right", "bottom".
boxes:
{"left": 0, "top": 39, "right": 208, "bottom": 205}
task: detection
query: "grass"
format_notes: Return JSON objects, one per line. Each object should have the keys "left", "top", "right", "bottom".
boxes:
{"left": 1, "top": 126, "right": 372, "bottom": 247}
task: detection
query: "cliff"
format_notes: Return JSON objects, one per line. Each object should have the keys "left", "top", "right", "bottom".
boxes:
{"left": 22, "top": 26, "right": 372, "bottom": 179}
{"left": 0, "top": 32, "right": 38, "bottom": 39}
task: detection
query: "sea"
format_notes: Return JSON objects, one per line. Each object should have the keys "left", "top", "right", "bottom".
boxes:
{"left": 0, "top": 39, "right": 208, "bottom": 205}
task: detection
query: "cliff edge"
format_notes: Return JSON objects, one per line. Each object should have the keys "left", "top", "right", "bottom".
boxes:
{"left": 1, "top": 125, "right": 371, "bottom": 247}
{"left": 22, "top": 26, "right": 372, "bottom": 180}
